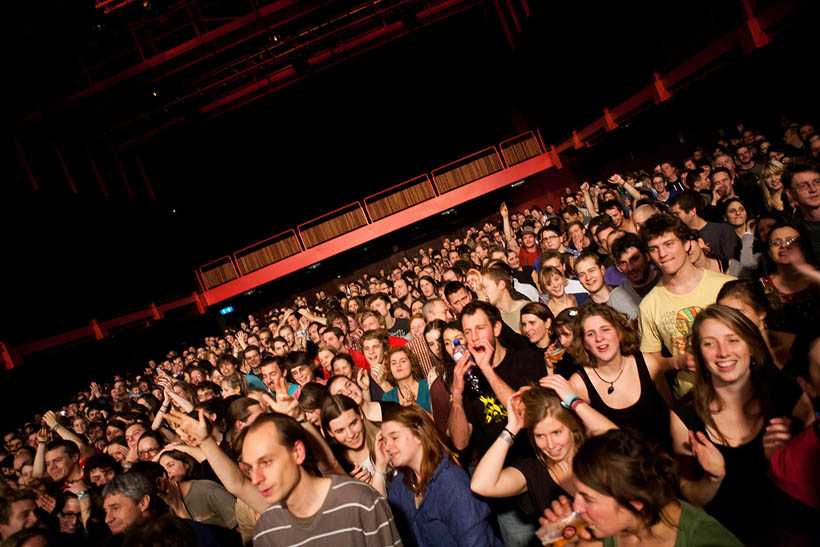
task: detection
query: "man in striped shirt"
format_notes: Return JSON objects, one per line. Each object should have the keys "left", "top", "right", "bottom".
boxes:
{"left": 244, "top": 413, "right": 401, "bottom": 546}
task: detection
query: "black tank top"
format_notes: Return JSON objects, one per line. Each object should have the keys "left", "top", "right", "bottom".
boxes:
{"left": 578, "top": 353, "right": 671, "bottom": 448}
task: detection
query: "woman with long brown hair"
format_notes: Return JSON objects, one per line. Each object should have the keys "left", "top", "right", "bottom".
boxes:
{"left": 541, "top": 429, "right": 741, "bottom": 546}
{"left": 541, "top": 304, "right": 679, "bottom": 447}
{"left": 471, "top": 385, "right": 615, "bottom": 515}
{"left": 669, "top": 305, "right": 814, "bottom": 543}
{"left": 373, "top": 404, "right": 502, "bottom": 546}
{"left": 320, "top": 394, "right": 384, "bottom": 487}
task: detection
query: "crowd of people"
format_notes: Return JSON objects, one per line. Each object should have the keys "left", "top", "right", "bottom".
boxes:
{"left": 2, "top": 115, "right": 819, "bottom": 546}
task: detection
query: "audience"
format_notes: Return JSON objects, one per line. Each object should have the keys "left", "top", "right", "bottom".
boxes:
{"left": 2, "top": 114, "right": 818, "bottom": 546}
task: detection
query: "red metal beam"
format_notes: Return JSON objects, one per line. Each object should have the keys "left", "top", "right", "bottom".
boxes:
{"left": 202, "top": 151, "right": 554, "bottom": 306}
{"left": 13, "top": 137, "right": 39, "bottom": 192}
{"left": 55, "top": 144, "right": 78, "bottom": 195}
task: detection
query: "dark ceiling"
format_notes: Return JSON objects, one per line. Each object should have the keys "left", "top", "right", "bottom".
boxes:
{"left": 4, "top": 0, "right": 814, "bottom": 346}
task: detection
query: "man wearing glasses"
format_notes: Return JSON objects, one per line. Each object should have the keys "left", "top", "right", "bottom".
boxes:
{"left": 784, "top": 159, "right": 820, "bottom": 261}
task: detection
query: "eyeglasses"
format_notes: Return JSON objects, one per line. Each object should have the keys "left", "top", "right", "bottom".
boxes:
{"left": 769, "top": 237, "right": 800, "bottom": 248}
{"left": 792, "top": 178, "right": 820, "bottom": 192}
{"left": 138, "top": 447, "right": 160, "bottom": 458}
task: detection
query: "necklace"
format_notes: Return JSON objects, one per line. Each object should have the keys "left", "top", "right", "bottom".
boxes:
{"left": 592, "top": 358, "right": 627, "bottom": 394}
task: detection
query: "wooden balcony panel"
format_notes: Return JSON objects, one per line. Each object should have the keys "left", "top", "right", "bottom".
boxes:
{"left": 501, "top": 134, "right": 542, "bottom": 166}
{"left": 301, "top": 208, "right": 368, "bottom": 248}
{"left": 201, "top": 262, "right": 238, "bottom": 290}
{"left": 367, "top": 179, "right": 436, "bottom": 221}
{"left": 236, "top": 235, "right": 302, "bottom": 275}
{"left": 435, "top": 153, "right": 503, "bottom": 193}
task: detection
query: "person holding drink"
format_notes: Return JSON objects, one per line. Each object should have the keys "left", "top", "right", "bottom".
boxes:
{"left": 538, "top": 429, "right": 741, "bottom": 546}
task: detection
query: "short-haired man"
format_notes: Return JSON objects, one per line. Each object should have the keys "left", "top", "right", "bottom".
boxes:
{"left": 783, "top": 159, "right": 820, "bottom": 261}
{"left": 0, "top": 489, "right": 39, "bottom": 541}
{"left": 241, "top": 345, "right": 268, "bottom": 391}
{"left": 260, "top": 357, "right": 299, "bottom": 399}
{"left": 734, "top": 144, "right": 761, "bottom": 177}
{"left": 421, "top": 298, "right": 453, "bottom": 323}
{"left": 102, "top": 472, "right": 155, "bottom": 535}
{"left": 600, "top": 199, "right": 637, "bottom": 234}
{"left": 480, "top": 264, "right": 528, "bottom": 332}
{"left": 365, "top": 294, "right": 410, "bottom": 339}
{"left": 359, "top": 329, "right": 394, "bottom": 399}
{"left": 501, "top": 203, "right": 539, "bottom": 268}
{"left": 321, "top": 327, "right": 369, "bottom": 370}
{"left": 638, "top": 214, "right": 734, "bottom": 396}
{"left": 244, "top": 414, "right": 401, "bottom": 546}
{"left": 573, "top": 252, "right": 638, "bottom": 320}
{"left": 610, "top": 232, "right": 662, "bottom": 308}
{"left": 670, "top": 191, "right": 739, "bottom": 262}
{"left": 706, "top": 167, "right": 738, "bottom": 221}
{"left": 34, "top": 439, "right": 84, "bottom": 489}
{"left": 448, "top": 301, "right": 544, "bottom": 545}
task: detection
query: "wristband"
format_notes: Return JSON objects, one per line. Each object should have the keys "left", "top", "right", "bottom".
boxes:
{"left": 570, "top": 398, "right": 588, "bottom": 412}
{"left": 498, "top": 429, "right": 515, "bottom": 445}
{"left": 503, "top": 427, "right": 517, "bottom": 438}
{"left": 561, "top": 395, "right": 580, "bottom": 409}
{"left": 50, "top": 423, "right": 62, "bottom": 431}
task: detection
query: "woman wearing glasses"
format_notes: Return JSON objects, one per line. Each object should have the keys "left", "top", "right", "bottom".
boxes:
{"left": 758, "top": 223, "right": 820, "bottom": 334}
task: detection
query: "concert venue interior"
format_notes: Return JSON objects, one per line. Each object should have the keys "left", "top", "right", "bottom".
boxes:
{"left": 3, "top": 0, "right": 817, "bottom": 428}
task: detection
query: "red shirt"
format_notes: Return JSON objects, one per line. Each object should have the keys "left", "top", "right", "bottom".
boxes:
{"left": 519, "top": 246, "right": 540, "bottom": 268}
{"left": 768, "top": 419, "right": 820, "bottom": 509}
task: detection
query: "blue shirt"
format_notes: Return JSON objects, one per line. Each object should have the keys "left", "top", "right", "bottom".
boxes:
{"left": 382, "top": 379, "right": 431, "bottom": 413}
{"left": 387, "top": 457, "right": 502, "bottom": 547}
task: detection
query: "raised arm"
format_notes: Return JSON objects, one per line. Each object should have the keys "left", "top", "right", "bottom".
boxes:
{"left": 539, "top": 375, "right": 617, "bottom": 436}
{"left": 609, "top": 174, "right": 641, "bottom": 202}
{"left": 42, "top": 411, "right": 94, "bottom": 459}
{"left": 470, "top": 391, "right": 528, "bottom": 498}
{"left": 500, "top": 202, "right": 520, "bottom": 253}
{"left": 448, "top": 353, "right": 474, "bottom": 451}
{"left": 165, "top": 409, "right": 269, "bottom": 515}
{"left": 580, "top": 182, "right": 598, "bottom": 216}
{"left": 32, "top": 426, "right": 49, "bottom": 479}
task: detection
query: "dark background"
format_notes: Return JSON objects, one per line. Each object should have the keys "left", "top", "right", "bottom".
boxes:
{"left": 2, "top": 0, "right": 818, "bottom": 430}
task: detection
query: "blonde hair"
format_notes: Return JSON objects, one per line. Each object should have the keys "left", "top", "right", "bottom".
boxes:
{"left": 759, "top": 160, "right": 785, "bottom": 212}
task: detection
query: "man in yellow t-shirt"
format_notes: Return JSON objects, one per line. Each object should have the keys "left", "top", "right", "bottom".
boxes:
{"left": 638, "top": 214, "right": 735, "bottom": 397}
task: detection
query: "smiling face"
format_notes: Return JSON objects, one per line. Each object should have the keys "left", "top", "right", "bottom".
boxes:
{"left": 546, "top": 273, "right": 566, "bottom": 298}
{"left": 581, "top": 315, "right": 620, "bottom": 364}
{"left": 767, "top": 226, "right": 802, "bottom": 266}
{"left": 647, "top": 231, "right": 689, "bottom": 276}
{"left": 290, "top": 364, "right": 314, "bottom": 386}
{"left": 58, "top": 497, "right": 81, "bottom": 534}
{"left": 327, "top": 409, "right": 366, "bottom": 450}
{"left": 362, "top": 338, "right": 385, "bottom": 368}
{"left": 575, "top": 257, "right": 605, "bottom": 294}
{"left": 328, "top": 377, "right": 363, "bottom": 406}
{"left": 45, "top": 447, "right": 77, "bottom": 483}
{"left": 381, "top": 420, "right": 423, "bottom": 471}
{"left": 533, "top": 416, "right": 574, "bottom": 463}
{"left": 698, "top": 318, "right": 751, "bottom": 386}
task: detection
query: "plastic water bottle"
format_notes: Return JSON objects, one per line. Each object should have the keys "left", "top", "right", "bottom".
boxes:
{"left": 452, "top": 339, "right": 485, "bottom": 398}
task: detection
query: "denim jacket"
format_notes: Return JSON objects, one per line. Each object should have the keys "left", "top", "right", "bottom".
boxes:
{"left": 387, "top": 457, "right": 502, "bottom": 547}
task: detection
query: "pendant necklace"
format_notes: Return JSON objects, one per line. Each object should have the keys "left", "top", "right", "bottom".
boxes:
{"left": 592, "top": 357, "right": 627, "bottom": 394}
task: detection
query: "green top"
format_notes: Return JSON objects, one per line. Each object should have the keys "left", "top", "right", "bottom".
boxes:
{"left": 600, "top": 500, "right": 742, "bottom": 547}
